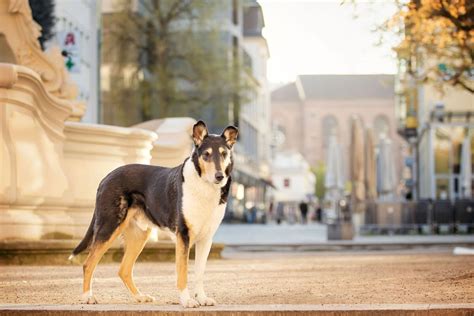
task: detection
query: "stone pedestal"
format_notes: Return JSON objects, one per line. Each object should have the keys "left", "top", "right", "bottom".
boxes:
{"left": 0, "top": 64, "right": 72, "bottom": 240}
{"left": 328, "top": 222, "right": 354, "bottom": 240}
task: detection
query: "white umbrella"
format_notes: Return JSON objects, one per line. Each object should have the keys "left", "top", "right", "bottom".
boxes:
{"left": 365, "top": 128, "right": 377, "bottom": 201}
{"left": 350, "top": 117, "right": 365, "bottom": 209}
{"left": 377, "top": 136, "right": 397, "bottom": 201}
{"left": 325, "top": 135, "right": 345, "bottom": 200}
{"left": 460, "top": 137, "right": 472, "bottom": 198}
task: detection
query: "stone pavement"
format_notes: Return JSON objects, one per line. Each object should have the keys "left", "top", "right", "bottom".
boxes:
{"left": 1, "top": 253, "right": 473, "bottom": 315}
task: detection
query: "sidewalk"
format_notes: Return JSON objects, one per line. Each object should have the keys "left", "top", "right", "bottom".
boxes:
{"left": 214, "top": 224, "right": 474, "bottom": 250}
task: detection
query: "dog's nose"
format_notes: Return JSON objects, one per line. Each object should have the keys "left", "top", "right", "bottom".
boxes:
{"left": 215, "top": 172, "right": 224, "bottom": 182}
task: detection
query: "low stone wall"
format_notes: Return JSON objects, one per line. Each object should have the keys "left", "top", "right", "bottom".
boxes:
{"left": 0, "top": 240, "right": 224, "bottom": 265}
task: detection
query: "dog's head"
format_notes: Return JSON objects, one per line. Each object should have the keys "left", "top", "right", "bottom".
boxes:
{"left": 191, "top": 120, "right": 238, "bottom": 186}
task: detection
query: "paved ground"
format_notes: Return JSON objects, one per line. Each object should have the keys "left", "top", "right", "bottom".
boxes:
{"left": 1, "top": 252, "right": 473, "bottom": 306}
{"left": 213, "top": 223, "right": 474, "bottom": 245}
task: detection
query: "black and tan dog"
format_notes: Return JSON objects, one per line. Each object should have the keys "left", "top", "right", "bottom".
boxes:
{"left": 69, "top": 121, "right": 238, "bottom": 308}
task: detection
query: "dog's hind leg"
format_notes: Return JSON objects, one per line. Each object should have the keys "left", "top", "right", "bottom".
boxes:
{"left": 119, "top": 221, "right": 153, "bottom": 303}
{"left": 81, "top": 208, "right": 137, "bottom": 304}
{"left": 81, "top": 228, "right": 122, "bottom": 304}
{"left": 176, "top": 233, "right": 199, "bottom": 308}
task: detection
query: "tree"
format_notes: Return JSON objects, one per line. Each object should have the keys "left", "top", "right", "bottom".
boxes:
{"left": 29, "top": 0, "right": 56, "bottom": 50}
{"left": 312, "top": 162, "right": 326, "bottom": 201}
{"left": 381, "top": 0, "right": 473, "bottom": 93}
{"left": 102, "top": 0, "right": 256, "bottom": 126}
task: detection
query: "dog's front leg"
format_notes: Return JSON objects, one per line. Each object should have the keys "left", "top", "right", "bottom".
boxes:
{"left": 194, "top": 236, "right": 215, "bottom": 306}
{"left": 176, "top": 233, "right": 199, "bottom": 308}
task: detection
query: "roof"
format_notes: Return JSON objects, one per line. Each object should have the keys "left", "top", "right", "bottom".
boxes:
{"left": 270, "top": 82, "right": 300, "bottom": 102}
{"left": 271, "top": 74, "right": 395, "bottom": 102}
{"left": 243, "top": 1, "right": 265, "bottom": 37}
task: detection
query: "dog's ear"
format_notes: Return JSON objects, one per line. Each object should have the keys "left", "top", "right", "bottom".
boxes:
{"left": 221, "top": 125, "right": 239, "bottom": 149}
{"left": 193, "top": 120, "right": 208, "bottom": 146}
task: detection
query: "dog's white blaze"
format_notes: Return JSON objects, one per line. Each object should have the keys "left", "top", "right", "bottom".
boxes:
{"left": 181, "top": 159, "right": 225, "bottom": 241}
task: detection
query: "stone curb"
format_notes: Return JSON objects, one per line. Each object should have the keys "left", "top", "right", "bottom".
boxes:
{"left": 1, "top": 304, "right": 474, "bottom": 316}
{"left": 224, "top": 240, "right": 474, "bottom": 252}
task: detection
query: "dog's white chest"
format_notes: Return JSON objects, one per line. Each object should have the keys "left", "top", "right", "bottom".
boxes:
{"left": 181, "top": 161, "right": 225, "bottom": 241}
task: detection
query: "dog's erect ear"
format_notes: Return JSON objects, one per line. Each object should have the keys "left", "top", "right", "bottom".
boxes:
{"left": 221, "top": 125, "right": 239, "bottom": 148}
{"left": 193, "top": 120, "right": 208, "bottom": 146}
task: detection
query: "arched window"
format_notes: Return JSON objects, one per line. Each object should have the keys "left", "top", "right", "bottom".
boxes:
{"left": 322, "top": 115, "right": 339, "bottom": 148}
{"left": 373, "top": 115, "right": 390, "bottom": 140}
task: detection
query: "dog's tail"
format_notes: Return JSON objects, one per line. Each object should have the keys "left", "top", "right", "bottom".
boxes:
{"left": 69, "top": 212, "right": 96, "bottom": 260}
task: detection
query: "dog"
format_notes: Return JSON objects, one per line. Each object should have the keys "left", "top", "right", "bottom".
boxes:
{"left": 69, "top": 120, "right": 238, "bottom": 308}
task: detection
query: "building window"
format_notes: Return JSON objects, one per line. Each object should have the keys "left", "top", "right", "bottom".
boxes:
{"left": 434, "top": 126, "right": 473, "bottom": 199}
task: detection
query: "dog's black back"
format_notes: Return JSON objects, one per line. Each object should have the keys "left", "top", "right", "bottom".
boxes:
{"left": 72, "top": 163, "right": 186, "bottom": 255}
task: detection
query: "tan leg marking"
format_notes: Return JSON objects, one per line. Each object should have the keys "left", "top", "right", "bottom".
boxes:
{"left": 119, "top": 223, "right": 153, "bottom": 303}
{"left": 175, "top": 233, "right": 190, "bottom": 291}
{"left": 82, "top": 208, "right": 137, "bottom": 304}
{"left": 176, "top": 232, "right": 199, "bottom": 308}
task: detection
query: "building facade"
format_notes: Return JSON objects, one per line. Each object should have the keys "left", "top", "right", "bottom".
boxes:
{"left": 396, "top": 73, "right": 474, "bottom": 200}
{"left": 271, "top": 75, "right": 405, "bottom": 183}
{"left": 46, "top": 0, "right": 100, "bottom": 123}
{"left": 228, "top": 0, "right": 272, "bottom": 220}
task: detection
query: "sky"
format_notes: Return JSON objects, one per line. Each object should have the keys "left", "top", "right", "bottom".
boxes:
{"left": 258, "top": 0, "right": 399, "bottom": 85}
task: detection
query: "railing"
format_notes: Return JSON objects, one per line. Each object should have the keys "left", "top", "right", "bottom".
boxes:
{"left": 361, "top": 199, "right": 474, "bottom": 234}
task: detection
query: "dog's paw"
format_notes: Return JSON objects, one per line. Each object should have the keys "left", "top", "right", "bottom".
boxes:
{"left": 195, "top": 295, "right": 216, "bottom": 306}
{"left": 180, "top": 297, "right": 200, "bottom": 308}
{"left": 134, "top": 294, "right": 155, "bottom": 303}
{"left": 81, "top": 292, "right": 98, "bottom": 304}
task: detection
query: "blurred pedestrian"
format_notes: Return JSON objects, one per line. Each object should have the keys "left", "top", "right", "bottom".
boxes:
{"left": 276, "top": 202, "right": 284, "bottom": 225}
{"left": 316, "top": 205, "right": 323, "bottom": 223}
{"left": 268, "top": 199, "right": 274, "bottom": 221}
{"left": 299, "top": 201, "right": 308, "bottom": 224}
{"left": 250, "top": 205, "right": 257, "bottom": 223}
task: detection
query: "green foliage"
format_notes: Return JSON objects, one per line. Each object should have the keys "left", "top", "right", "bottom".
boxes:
{"left": 102, "top": 0, "right": 256, "bottom": 126}
{"left": 312, "top": 162, "right": 326, "bottom": 200}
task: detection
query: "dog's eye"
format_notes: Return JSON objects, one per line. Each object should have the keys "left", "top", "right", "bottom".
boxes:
{"left": 203, "top": 152, "right": 210, "bottom": 160}
{"left": 221, "top": 151, "right": 227, "bottom": 158}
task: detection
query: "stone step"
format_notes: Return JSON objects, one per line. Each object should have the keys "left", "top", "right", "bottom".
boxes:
{"left": 0, "top": 240, "right": 224, "bottom": 265}
{"left": 1, "top": 304, "right": 473, "bottom": 316}
{"left": 224, "top": 239, "right": 474, "bottom": 252}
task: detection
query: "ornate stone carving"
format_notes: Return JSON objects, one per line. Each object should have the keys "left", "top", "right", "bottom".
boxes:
{"left": 0, "top": 0, "right": 85, "bottom": 120}
{"left": 0, "top": 63, "right": 18, "bottom": 88}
